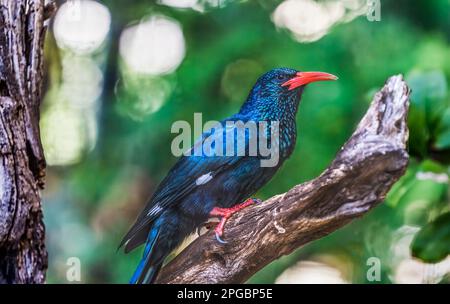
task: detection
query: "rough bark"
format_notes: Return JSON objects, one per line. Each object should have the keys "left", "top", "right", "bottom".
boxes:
{"left": 0, "top": 0, "right": 53, "bottom": 283}
{"left": 157, "top": 75, "right": 410, "bottom": 284}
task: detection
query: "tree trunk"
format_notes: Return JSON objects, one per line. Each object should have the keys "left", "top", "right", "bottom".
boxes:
{"left": 0, "top": 0, "right": 53, "bottom": 283}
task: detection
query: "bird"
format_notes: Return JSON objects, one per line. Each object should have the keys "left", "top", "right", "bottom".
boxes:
{"left": 119, "top": 67, "right": 338, "bottom": 284}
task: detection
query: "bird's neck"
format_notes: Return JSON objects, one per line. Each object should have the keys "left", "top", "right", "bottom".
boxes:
{"left": 239, "top": 89, "right": 302, "bottom": 122}
{"left": 238, "top": 93, "right": 301, "bottom": 159}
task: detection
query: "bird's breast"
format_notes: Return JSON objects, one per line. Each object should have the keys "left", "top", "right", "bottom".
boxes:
{"left": 279, "top": 121, "right": 297, "bottom": 159}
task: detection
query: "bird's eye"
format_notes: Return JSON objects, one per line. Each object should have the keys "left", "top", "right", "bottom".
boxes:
{"left": 277, "top": 74, "right": 287, "bottom": 81}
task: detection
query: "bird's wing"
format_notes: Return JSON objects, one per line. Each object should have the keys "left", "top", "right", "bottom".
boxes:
{"left": 120, "top": 120, "right": 255, "bottom": 251}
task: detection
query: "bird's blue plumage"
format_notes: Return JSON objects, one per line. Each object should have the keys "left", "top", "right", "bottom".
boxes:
{"left": 129, "top": 225, "right": 160, "bottom": 284}
{"left": 120, "top": 68, "right": 317, "bottom": 283}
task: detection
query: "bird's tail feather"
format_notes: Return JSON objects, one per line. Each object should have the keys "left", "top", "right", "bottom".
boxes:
{"left": 130, "top": 226, "right": 162, "bottom": 284}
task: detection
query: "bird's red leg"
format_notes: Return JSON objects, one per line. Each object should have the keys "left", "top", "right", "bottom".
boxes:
{"left": 209, "top": 198, "right": 261, "bottom": 244}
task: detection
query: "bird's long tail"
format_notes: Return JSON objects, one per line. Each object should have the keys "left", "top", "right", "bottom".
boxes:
{"left": 130, "top": 226, "right": 163, "bottom": 284}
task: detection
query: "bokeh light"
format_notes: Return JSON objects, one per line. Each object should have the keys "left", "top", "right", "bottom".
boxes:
{"left": 53, "top": 0, "right": 111, "bottom": 54}
{"left": 272, "top": 0, "right": 367, "bottom": 42}
{"left": 390, "top": 226, "right": 450, "bottom": 283}
{"left": 275, "top": 260, "right": 349, "bottom": 284}
{"left": 158, "top": 0, "right": 199, "bottom": 9}
{"left": 60, "top": 55, "right": 104, "bottom": 108}
{"left": 158, "top": 0, "right": 233, "bottom": 11}
{"left": 116, "top": 75, "right": 173, "bottom": 120}
{"left": 119, "top": 15, "right": 186, "bottom": 75}
{"left": 42, "top": 1, "right": 110, "bottom": 166}
{"left": 41, "top": 100, "right": 97, "bottom": 166}
{"left": 41, "top": 54, "right": 102, "bottom": 165}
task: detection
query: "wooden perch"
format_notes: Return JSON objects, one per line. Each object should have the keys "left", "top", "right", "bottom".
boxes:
{"left": 157, "top": 75, "right": 411, "bottom": 284}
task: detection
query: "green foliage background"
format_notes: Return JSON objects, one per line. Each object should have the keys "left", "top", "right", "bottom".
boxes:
{"left": 42, "top": 0, "right": 450, "bottom": 283}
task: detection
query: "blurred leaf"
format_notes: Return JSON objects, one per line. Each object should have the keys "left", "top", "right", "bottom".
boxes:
{"left": 419, "top": 159, "right": 447, "bottom": 173}
{"left": 396, "top": 179, "right": 446, "bottom": 225}
{"left": 395, "top": 160, "right": 448, "bottom": 225}
{"left": 408, "top": 70, "right": 447, "bottom": 102}
{"left": 385, "top": 163, "right": 418, "bottom": 208}
{"left": 407, "top": 102, "right": 429, "bottom": 157}
{"left": 408, "top": 70, "right": 448, "bottom": 128}
{"left": 411, "top": 212, "right": 450, "bottom": 263}
{"left": 435, "top": 107, "right": 450, "bottom": 150}
{"left": 407, "top": 71, "right": 448, "bottom": 156}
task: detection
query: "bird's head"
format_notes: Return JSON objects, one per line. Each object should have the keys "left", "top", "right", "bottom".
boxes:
{"left": 240, "top": 67, "right": 338, "bottom": 119}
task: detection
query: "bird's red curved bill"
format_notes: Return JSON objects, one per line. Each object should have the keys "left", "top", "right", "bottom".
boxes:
{"left": 282, "top": 71, "right": 338, "bottom": 90}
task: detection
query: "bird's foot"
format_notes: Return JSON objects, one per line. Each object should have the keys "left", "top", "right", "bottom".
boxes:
{"left": 210, "top": 198, "right": 261, "bottom": 244}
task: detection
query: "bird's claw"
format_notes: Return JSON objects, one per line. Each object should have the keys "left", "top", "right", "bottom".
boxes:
{"left": 209, "top": 198, "right": 261, "bottom": 244}
{"left": 215, "top": 232, "right": 228, "bottom": 244}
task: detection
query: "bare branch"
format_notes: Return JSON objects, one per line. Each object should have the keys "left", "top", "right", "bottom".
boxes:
{"left": 157, "top": 75, "right": 410, "bottom": 284}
